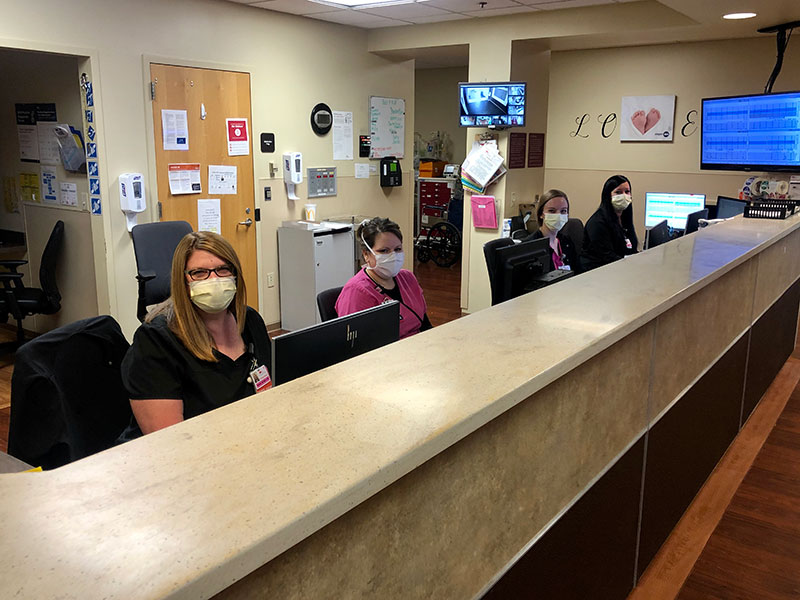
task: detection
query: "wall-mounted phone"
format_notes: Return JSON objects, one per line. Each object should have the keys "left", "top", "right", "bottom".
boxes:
{"left": 380, "top": 156, "right": 402, "bottom": 187}
{"left": 283, "top": 152, "right": 302, "bottom": 200}
{"left": 119, "top": 172, "right": 146, "bottom": 232}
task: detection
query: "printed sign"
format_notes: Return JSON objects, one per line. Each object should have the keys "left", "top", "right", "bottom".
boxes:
{"left": 226, "top": 118, "right": 249, "bottom": 156}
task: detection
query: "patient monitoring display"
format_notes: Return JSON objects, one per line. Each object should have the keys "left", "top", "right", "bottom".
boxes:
{"left": 459, "top": 82, "right": 526, "bottom": 128}
{"left": 644, "top": 193, "right": 706, "bottom": 229}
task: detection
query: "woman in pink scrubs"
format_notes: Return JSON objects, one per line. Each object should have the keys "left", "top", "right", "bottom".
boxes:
{"left": 335, "top": 217, "right": 432, "bottom": 339}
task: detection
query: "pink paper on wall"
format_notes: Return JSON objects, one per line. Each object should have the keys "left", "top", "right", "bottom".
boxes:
{"left": 471, "top": 195, "right": 497, "bottom": 229}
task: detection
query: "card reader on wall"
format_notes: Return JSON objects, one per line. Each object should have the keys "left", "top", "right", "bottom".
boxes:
{"left": 283, "top": 152, "right": 302, "bottom": 200}
{"left": 380, "top": 156, "right": 402, "bottom": 187}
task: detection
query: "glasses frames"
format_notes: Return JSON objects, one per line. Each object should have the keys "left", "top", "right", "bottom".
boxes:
{"left": 185, "top": 265, "right": 236, "bottom": 281}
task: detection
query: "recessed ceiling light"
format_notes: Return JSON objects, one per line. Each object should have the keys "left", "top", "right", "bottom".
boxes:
{"left": 309, "top": 0, "right": 428, "bottom": 8}
{"left": 723, "top": 12, "right": 757, "bottom": 20}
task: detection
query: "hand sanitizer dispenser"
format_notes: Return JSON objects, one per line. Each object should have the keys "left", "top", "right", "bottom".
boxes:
{"left": 119, "top": 173, "right": 146, "bottom": 232}
{"left": 283, "top": 152, "right": 302, "bottom": 200}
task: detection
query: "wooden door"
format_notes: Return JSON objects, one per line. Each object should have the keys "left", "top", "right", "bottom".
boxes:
{"left": 150, "top": 63, "right": 258, "bottom": 306}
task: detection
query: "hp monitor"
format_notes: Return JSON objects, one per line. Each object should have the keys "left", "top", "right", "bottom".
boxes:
{"left": 272, "top": 301, "right": 400, "bottom": 386}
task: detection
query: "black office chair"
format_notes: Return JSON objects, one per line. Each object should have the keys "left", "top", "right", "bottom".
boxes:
{"left": 685, "top": 209, "right": 709, "bottom": 235}
{"left": 317, "top": 286, "right": 343, "bottom": 322}
{"left": 0, "top": 220, "right": 64, "bottom": 343}
{"left": 7, "top": 315, "right": 132, "bottom": 469}
{"left": 484, "top": 238, "right": 515, "bottom": 306}
{"left": 561, "top": 217, "right": 584, "bottom": 253}
{"left": 647, "top": 220, "right": 671, "bottom": 249}
{"left": 131, "top": 221, "right": 193, "bottom": 321}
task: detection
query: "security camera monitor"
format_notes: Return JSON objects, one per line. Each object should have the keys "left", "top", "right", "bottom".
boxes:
{"left": 459, "top": 82, "right": 526, "bottom": 128}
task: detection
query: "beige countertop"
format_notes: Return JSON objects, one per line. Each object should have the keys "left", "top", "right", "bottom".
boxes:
{"left": 1, "top": 214, "right": 799, "bottom": 599}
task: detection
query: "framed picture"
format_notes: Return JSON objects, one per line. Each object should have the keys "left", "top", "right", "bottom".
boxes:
{"left": 620, "top": 95, "right": 676, "bottom": 141}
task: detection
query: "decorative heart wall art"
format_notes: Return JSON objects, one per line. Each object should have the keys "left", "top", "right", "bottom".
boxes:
{"left": 620, "top": 96, "right": 676, "bottom": 141}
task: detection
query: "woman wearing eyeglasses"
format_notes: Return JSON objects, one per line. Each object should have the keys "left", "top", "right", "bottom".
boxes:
{"left": 121, "top": 231, "right": 271, "bottom": 434}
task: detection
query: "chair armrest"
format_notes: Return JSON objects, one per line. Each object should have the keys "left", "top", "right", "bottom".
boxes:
{"left": 0, "top": 260, "right": 28, "bottom": 273}
{"left": 0, "top": 272, "right": 24, "bottom": 281}
{"left": 136, "top": 270, "right": 157, "bottom": 283}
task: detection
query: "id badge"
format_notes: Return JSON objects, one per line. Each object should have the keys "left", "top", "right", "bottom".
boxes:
{"left": 249, "top": 365, "right": 272, "bottom": 393}
{"left": 558, "top": 264, "right": 571, "bottom": 271}
{"left": 625, "top": 237, "right": 633, "bottom": 249}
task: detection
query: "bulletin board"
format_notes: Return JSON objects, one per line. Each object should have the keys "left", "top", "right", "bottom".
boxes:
{"left": 369, "top": 96, "right": 405, "bottom": 159}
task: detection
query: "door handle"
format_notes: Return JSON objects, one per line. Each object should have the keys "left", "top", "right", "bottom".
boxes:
{"left": 237, "top": 218, "right": 253, "bottom": 227}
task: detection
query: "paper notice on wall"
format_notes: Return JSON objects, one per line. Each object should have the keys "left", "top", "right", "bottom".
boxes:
{"left": 354, "top": 163, "right": 370, "bottom": 179}
{"left": 226, "top": 118, "right": 249, "bottom": 156}
{"left": 60, "top": 182, "right": 78, "bottom": 206}
{"left": 40, "top": 166, "right": 58, "bottom": 203}
{"left": 20, "top": 173, "right": 40, "bottom": 203}
{"left": 208, "top": 165, "right": 237, "bottom": 194}
{"left": 333, "top": 111, "right": 353, "bottom": 160}
{"left": 37, "top": 122, "right": 61, "bottom": 165}
{"left": 197, "top": 199, "right": 221, "bottom": 233}
{"left": 17, "top": 125, "right": 39, "bottom": 162}
{"left": 168, "top": 163, "right": 202, "bottom": 195}
{"left": 2, "top": 176, "right": 19, "bottom": 214}
{"left": 162, "top": 109, "right": 189, "bottom": 151}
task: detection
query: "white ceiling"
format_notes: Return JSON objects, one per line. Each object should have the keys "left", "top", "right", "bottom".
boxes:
{"left": 226, "top": 0, "right": 647, "bottom": 28}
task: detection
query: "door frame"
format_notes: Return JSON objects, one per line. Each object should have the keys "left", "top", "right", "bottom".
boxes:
{"left": 141, "top": 54, "right": 263, "bottom": 314}
{"left": 0, "top": 37, "right": 113, "bottom": 320}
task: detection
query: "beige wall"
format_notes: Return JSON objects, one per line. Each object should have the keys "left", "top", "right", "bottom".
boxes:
{"left": 543, "top": 37, "right": 800, "bottom": 234}
{"left": 0, "top": 0, "right": 415, "bottom": 338}
{"left": 414, "top": 66, "right": 467, "bottom": 164}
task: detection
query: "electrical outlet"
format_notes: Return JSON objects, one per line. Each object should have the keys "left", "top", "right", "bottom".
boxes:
{"left": 267, "top": 272, "right": 275, "bottom": 288}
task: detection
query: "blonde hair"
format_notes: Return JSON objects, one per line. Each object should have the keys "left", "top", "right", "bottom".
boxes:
{"left": 536, "top": 189, "right": 570, "bottom": 225}
{"left": 146, "top": 231, "right": 247, "bottom": 362}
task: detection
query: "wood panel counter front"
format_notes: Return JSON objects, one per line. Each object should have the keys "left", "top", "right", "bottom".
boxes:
{"left": 2, "top": 213, "right": 800, "bottom": 599}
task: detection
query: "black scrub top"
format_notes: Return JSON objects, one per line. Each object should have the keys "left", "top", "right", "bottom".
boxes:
{"left": 121, "top": 306, "right": 272, "bottom": 420}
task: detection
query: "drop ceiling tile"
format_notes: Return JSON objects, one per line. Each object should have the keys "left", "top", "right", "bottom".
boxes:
{"left": 426, "top": 0, "right": 523, "bottom": 11}
{"left": 312, "top": 10, "right": 409, "bottom": 26}
{"left": 406, "top": 12, "right": 475, "bottom": 23}
{"left": 250, "top": 0, "right": 340, "bottom": 13}
{"left": 533, "top": 0, "right": 613, "bottom": 9}
{"left": 463, "top": 6, "right": 539, "bottom": 17}
{"left": 359, "top": 4, "right": 452, "bottom": 18}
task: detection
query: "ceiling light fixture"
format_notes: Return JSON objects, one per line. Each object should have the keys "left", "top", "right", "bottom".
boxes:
{"left": 309, "top": 0, "right": 429, "bottom": 8}
{"left": 723, "top": 12, "right": 757, "bottom": 20}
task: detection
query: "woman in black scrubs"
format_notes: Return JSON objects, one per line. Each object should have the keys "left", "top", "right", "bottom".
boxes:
{"left": 581, "top": 175, "right": 639, "bottom": 271}
{"left": 122, "top": 231, "right": 271, "bottom": 434}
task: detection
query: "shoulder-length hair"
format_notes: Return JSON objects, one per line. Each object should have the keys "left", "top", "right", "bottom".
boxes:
{"left": 146, "top": 231, "right": 247, "bottom": 362}
{"left": 536, "top": 189, "right": 570, "bottom": 225}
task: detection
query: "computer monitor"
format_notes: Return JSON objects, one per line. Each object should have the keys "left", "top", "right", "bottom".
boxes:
{"left": 644, "top": 193, "right": 706, "bottom": 230}
{"left": 684, "top": 209, "right": 709, "bottom": 235}
{"left": 646, "top": 220, "right": 671, "bottom": 249}
{"left": 493, "top": 237, "right": 552, "bottom": 304}
{"left": 715, "top": 196, "right": 747, "bottom": 219}
{"left": 271, "top": 301, "right": 400, "bottom": 386}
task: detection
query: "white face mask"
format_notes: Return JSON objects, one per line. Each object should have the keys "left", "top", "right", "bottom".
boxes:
{"left": 189, "top": 276, "right": 236, "bottom": 314}
{"left": 611, "top": 193, "right": 632, "bottom": 212}
{"left": 543, "top": 213, "right": 568, "bottom": 232}
{"left": 362, "top": 234, "right": 404, "bottom": 279}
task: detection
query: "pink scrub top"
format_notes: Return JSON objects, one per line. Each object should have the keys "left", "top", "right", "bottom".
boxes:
{"left": 335, "top": 268, "right": 428, "bottom": 339}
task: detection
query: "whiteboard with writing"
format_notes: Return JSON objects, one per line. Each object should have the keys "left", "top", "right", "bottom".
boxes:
{"left": 369, "top": 96, "right": 405, "bottom": 159}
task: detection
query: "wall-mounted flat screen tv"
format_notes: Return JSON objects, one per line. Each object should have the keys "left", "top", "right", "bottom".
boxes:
{"left": 701, "top": 91, "right": 800, "bottom": 172}
{"left": 459, "top": 82, "right": 526, "bottom": 128}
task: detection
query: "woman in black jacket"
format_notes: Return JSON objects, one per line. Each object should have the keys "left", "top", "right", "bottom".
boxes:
{"left": 581, "top": 175, "right": 639, "bottom": 271}
{"left": 522, "top": 188, "right": 583, "bottom": 274}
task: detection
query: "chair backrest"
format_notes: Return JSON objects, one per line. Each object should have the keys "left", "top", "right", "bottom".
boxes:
{"left": 38, "top": 220, "right": 65, "bottom": 309}
{"left": 317, "top": 286, "right": 344, "bottom": 322}
{"left": 685, "top": 209, "right": 709, "bottom": 235}
{"left": 131, "top": 221, "right": 192, "bottom": 320}
{"left": 7, "top": 315, "right": 131, "bottom": 469}
{"left": 483, "top": 238, "right": 515, "bottom": 306}
{"left": 561, "top": 217, "right": 584, "bottom": 252}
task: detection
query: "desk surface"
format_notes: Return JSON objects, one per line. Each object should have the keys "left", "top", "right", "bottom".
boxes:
{"left": 1, "top": 214, "right": 799, "bottom": 599}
